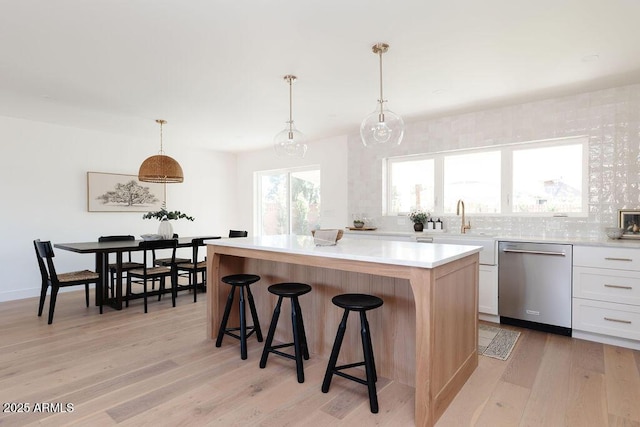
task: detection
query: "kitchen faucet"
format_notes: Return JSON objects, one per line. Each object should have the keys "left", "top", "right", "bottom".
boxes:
{"left": 456, "top": 199, "right": 471, "bottom": 234}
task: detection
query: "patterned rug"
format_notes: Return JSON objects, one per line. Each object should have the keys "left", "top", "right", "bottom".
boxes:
{"left": 478, "top": 324, "right": 521, "bottom": 361}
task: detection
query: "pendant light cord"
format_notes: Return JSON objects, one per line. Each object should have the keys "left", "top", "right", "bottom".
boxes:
{"left": 284, "top": 75, "right": 296, "bottom": 139}
{"left": 372, "top": 43, "right": 389, "bottom": 121}
{"left": 378, "top": 48, "right": 384, "bottom": 114}
{"left": 289, "top": 77, "right": 293, "bottom": 132}
{"left": 156, "top": 119, "right": 166, "bottom": 155}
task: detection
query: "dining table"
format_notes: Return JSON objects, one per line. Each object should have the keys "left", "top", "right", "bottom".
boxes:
{"left": 55, "top": 236, "right": 220, "bottom": 310}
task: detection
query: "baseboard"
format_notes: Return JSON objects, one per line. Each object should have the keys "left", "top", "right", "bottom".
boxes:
{"left": 0, "top": 288, "right": 40, "bottom": 303}
{"left": 479, "top": 313, "right": 499, "bottom": 323}
{"left": 572, "top": 330, "right": 640, "bottom": 351}
{"left": 0, "top": 286, "right": 95, "bottom": 303}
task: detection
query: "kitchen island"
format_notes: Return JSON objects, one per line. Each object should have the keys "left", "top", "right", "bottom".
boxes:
{"left": 206, "top": 235, "right": 481, "bottom": 427}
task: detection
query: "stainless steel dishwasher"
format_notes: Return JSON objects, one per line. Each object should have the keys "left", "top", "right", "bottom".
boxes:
{"left": 498, "top": 241, "right": 572, "bottom": 336}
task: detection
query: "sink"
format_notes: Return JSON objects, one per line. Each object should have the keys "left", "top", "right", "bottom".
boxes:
{"left": 427, "top": 234, "right": 497, "bottom": 265}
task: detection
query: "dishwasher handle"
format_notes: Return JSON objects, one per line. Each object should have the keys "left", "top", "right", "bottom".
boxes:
{"left": 502, "top": 248, "right": 567, "bottom": 257}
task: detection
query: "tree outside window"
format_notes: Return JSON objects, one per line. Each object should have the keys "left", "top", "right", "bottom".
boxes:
{"left": 258, "top": 169, "right": 320, "bottom": 236}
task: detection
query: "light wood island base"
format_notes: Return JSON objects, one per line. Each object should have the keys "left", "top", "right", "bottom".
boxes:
{"left": 207, "top": 237, "right": 479, "bottom": 427}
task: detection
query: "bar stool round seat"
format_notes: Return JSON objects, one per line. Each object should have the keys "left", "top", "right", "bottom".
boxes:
{"left": 215, "top": 274, "right": 263, "bottom": 360}
{"left": 268, "top": 282, "right": 312, "bottom": 298}
{"left": 259, "top": 283, "right": 312, "bottom": 383}
{"left": 222, "top": 274, "right": 260, "bottom": 286}
{"left": 331, "top": 293, "right": 383, "bottom": 311}
{"left": 322, "top": 293, "right": 384, "bottom": 413}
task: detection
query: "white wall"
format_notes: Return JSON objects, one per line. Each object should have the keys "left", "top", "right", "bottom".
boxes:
{"left": 0, "top": 116, "right": 237, "bottom": 302}
{"left": 235, "top": 135, "right": 349, "bottom": 235}
{"left": 347, "top": 83, "right": 640, "bottom": 239}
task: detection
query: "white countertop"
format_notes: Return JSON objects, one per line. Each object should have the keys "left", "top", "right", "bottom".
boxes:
{"left": 343, "top": 228, "right": 640, "bottom": 248}
{"left": 207, "top": 234, "right": 481, "bottom": 269}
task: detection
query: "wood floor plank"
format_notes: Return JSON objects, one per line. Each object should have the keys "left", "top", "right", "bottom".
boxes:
{"left": 604, "top": 345, "right": 640, "bottom": 422}
{"left": 474, "top": 381, "right": 529, "bottom": 427}
{"left": 2, "top": 290, "right": 640, "bottom": 426}
{"left": 434, "top": 356, "right": 509, "bottom": 426}
{"left": 339, "top": 380, "right": 414, "bottom": 426}
{"left": 565, "top": 365, "right": 608, "bottom": 427}
{"left": 519, "top": 333, "right": 572, "bottom": 426}
{"left": 608, "top": 413, "right": 640, "bottom": 427}
{"left": 194, "top": 358, "right": 330, "bottom": 426}
{"left": 500, "top": 328, "right": 547, "bottom": 388}
{"left": 572, "top": 338, "right": 605, "bottom": 374}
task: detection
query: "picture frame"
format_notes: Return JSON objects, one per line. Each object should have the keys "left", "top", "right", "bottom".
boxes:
{"left": 618, "top": 209, "right": 640, "bottom": 239}
{"left": 87, "top": 172, "right": 165, "bottom": 212}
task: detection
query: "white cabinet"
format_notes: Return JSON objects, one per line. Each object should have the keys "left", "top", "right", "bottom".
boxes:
{"left": 573, "top": 245, "right": 640, "bottom": 349}
{"left": 432, "top": 236, "right": 498, "bottom": 319}
{"left": 479, "top": 265, "right": 498, "bottom": 316}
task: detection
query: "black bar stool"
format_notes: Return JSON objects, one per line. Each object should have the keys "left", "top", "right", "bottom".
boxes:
{"left": 259, "top": 283, "right": 312, "bottom": 383}
{"left": 215, "top": 274, "right": 263, "bottom": 360}
{"left": 321, "top": 293, "right": 384, "bottom": 413}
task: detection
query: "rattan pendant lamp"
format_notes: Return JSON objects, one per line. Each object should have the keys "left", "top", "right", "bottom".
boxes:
{"left": 138, "top": 119, "right": 184, "bottom": 183}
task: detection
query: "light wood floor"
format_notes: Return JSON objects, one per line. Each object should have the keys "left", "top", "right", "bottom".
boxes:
{"left": 1, "top": 290, "right": 639, "bottom": 427}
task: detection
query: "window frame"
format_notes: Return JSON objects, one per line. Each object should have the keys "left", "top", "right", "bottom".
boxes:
{"left": 504, "top": 138, "right": 589, "bottom": 217}
{"left": 384, "top": 136, "right": 588, "bottom": 217}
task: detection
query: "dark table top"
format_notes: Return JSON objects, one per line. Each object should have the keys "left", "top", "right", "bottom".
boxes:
{"left": 55, "top": 236, "right": 221, "bottom": 254}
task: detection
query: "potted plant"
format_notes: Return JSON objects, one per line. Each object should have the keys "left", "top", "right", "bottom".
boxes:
{"left": 408, "top": 210, "right": 429, "bottom": 232}
{"left": 143, "top": 206, "right": 195, "bottom": 239}
{"left": 353, "top": 219, "right": 365, "bottom": 228}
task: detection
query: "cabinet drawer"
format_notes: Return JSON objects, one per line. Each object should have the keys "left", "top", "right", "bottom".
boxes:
{"left": 573, "top": 246, "right": 640, "bottom": 271}
{"left": 573, "top": 266, "right": 640, "bottom": 306}
{"left": 573, "top": 298, "right": 640, "bottom": 341}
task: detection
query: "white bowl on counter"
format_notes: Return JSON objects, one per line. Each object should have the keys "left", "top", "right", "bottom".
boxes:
{"left": 604, "top": 227, "right": 624, "bottom": 239}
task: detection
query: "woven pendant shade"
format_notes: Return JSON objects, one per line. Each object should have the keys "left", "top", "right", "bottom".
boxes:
{"left": 138, "top": 154, "right": 184, "bottom": 183}
{"left": 138, "top": 119, "right": 184, "bottom": 183}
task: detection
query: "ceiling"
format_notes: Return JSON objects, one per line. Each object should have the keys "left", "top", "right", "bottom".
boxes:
{"left": 1, "top": 0, "right": 640, "bottom": 153}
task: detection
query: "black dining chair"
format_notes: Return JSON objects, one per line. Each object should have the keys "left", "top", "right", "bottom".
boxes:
{"left": 176, "top": 237, "right": 219, "bottom": 302}
{"left": 34, "top": 239, "right": 101, "bottom": 324}
{"left": 153, "top": 234, "right": 191, "bottom": 267}
{"left": 98, "top": 235, "right": 144, "bottom": 299}
{"left": 126, "top": 239, "right": 178, "bottom": 313}
{"left": 229, "top": 230, "right": 248, "bottom": 238}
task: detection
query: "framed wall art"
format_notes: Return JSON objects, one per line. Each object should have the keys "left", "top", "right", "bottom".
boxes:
{"left": 87, "top": 172, "right": 165, "bottom": 212}
{"left": 618, "top": 209, "right": 640, "bottom": 239}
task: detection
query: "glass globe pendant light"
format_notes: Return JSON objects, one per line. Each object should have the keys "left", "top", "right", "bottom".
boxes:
{"left": 360, "top": 43, "right": 404, "bottom": 147}
{"left": 274, "top": 75, "right": 307, "bottom": 158}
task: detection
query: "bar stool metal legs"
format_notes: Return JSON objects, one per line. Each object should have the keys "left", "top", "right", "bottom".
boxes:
{"left": 321, "top": 293, "right": 383, "bottom": 413}
{"left": 215, "top": 274, "right": 263, "bottom": 360}
{"left": 260, "top": 283, "right": 311, "bottom": 383}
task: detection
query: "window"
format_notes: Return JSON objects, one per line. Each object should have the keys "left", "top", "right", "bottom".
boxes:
{"left": 256, "top": 168, "right": 321, "bottom": 236}
{"left": 443, "top": 151, "right": 501, "bottom": 214}
{"left": 385, "top": 136, "right": 587, "bottom": 216}
{"left": 387, "top": 157, "right": 435, "bottom": 213}
{"left": 511, "top": 143, "right": 584, "bottom": 213}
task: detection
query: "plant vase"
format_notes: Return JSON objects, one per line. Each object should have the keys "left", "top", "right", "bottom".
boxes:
{"left": 158, "top": 220, "right": 173, "bottom": 239}
{"left": 413, "top": 222, "right": 424, "bottom": 232}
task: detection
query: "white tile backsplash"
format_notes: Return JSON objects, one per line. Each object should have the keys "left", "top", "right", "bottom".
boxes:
{"left": 348, "top": 83, "right": 640, "bottom": 240}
